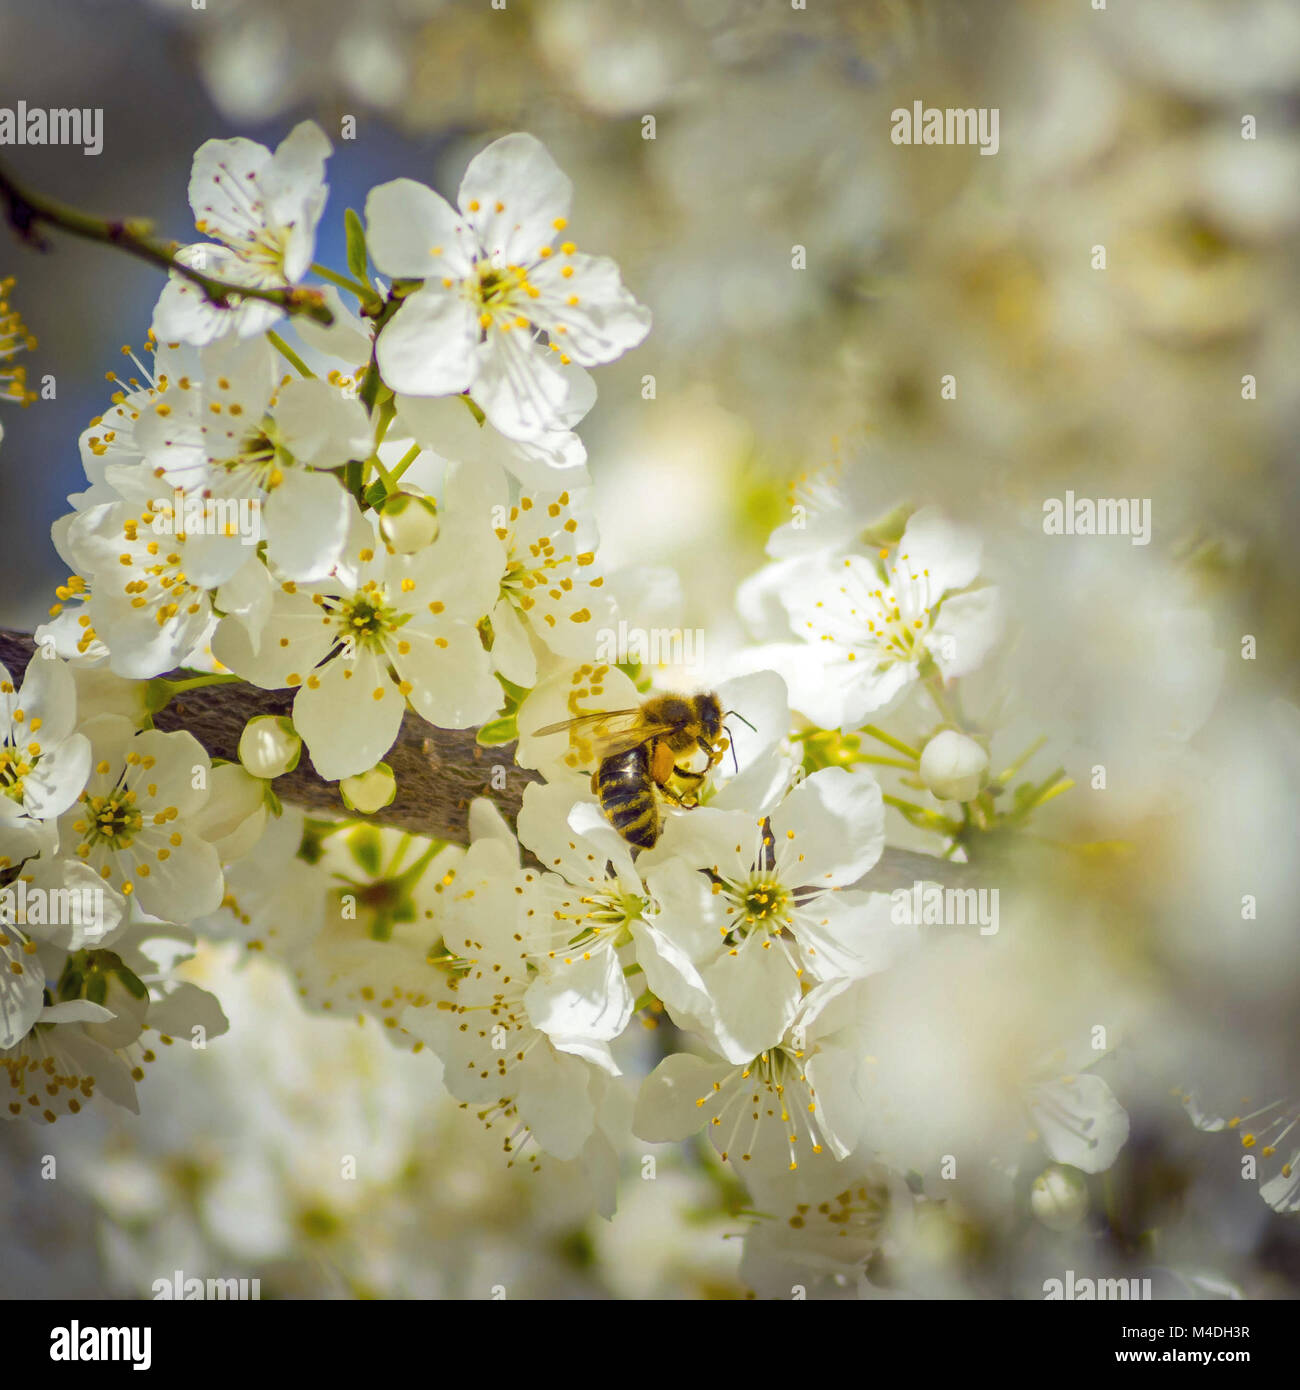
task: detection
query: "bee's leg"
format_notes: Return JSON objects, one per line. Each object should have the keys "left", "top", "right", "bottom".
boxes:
{"left": 696, "top": 736, "right": 726, "bottom": 767}
{"left": 663, "top": 764, "right": 707, "bottom": 808}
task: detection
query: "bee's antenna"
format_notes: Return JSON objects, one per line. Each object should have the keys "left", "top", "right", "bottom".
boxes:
{"left": 724, "top": 709, "right": 756, "bottom": 733}
{"left": 723, "top": 725, "right": 741, "bottom": 774}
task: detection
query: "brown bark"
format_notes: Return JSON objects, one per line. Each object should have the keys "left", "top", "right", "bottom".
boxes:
{"left": 0, "top": 628, "right": 976, "bottom": 890}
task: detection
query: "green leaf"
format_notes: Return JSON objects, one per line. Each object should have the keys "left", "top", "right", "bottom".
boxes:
{"left": 476, "top": 714, "right": 519, "bottom": 747}
{"left": 344, "top": 208, "right": 369, "bottom": 285}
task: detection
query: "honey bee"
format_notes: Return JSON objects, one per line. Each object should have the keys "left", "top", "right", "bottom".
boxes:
{"left": 534, "top": 692, "right": 747, "bottom": 850}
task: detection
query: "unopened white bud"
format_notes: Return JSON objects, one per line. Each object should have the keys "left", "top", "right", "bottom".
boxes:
{"left": 341, "top": 763, "right": 396, "bottom": 814}
{"left": 1030, "top": 1164, "right": 1088, "bottom": 1231}
{"left": 238, "top": 715, "right": 301, "bottom": 780}
{"left": 919, "top": 729, "right": 989, "bottom": 802}
{"left": 380, "top": 492, "right": 439, "bottom": 554}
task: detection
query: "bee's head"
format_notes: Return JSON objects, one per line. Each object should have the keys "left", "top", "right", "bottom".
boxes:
{"left": 694, "top": 692, "right": 724, "bottom": 743}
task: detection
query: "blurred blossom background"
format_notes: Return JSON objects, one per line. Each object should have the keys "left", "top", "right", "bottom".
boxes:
{"left": 2, "top": 0, "right": 1299, "bottom": 1298}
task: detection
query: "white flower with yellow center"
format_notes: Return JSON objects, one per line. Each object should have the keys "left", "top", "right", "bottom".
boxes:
{"left": 282, "top": 824, "right": 467, "bottom": 1046}
{"left": 633, "top": 979, "right": 869, "bottom": 1188}
{"left": 211, "top": 516, "right": 501, "bottom": 781}
{"left": 0, "top": 658, "right": 91, "bottom": 866}
{"left": 1185, "top": 1087, "right": 1300, "bottom": 1214}
{"left": 60, "top": 491, "right": 258, "bottom": 680}
{"left": 152, "top": 121, "right": 332, "bottom": 346}
{"left": 132, "top": 334, "right": 368, "bottom": 582}
{"left": 401, "top": 825, "right": 621, "bottom": 1164}
{"left": 54, "top": 716, "right": 224, "bottom": 923}
{"left": 1, "top": 861, "right": 124, "bottom": 1056}
{"left": 749, "top": 509, "right": 1001, "bottom": 729}
{"left": 512, "top": 782, "right": 646, "bottom": 1044}
{"left": 739, "top": 1166, "right": 909, "bottom": 1300}
{"left": 487, "top": 483, "right": 614, "bottom": 686}
{"left": 366, "top": 132, "right": 650, "bottom": 440}
{"left": 636, "top": 767, "right": 898, "bottom": 1063}
{"left": 2, "top": 934, "right": 227, "bottom": 1124}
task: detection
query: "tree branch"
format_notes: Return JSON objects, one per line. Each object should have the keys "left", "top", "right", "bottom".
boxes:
{"left": 0, "top": 160, "right": 334, "bottom": 327}
{"left": 0, "top": 628, "right": 976, "bottom": 888}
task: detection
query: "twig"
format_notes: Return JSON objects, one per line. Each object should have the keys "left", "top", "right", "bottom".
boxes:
{"left": 0, "top": 159, "right": 334, "bottom": 327}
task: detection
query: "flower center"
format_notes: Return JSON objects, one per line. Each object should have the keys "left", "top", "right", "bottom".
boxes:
{"left": 328, "top": 583, "right": 402, "bottom": 650}
{"left": 80, "top": 788, "right": 143, "bottom": 851}
{"left": 727, "top": 876, "right": 793, "bottom": 942}
{"left": 0, "top": 735, "right": 39, "bottom": 805}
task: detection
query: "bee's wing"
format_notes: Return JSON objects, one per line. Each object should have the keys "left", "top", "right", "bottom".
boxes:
{"left": 533, "top": 709, "right": 676, "bottom": 760}
{"left": 532, "top": 708, "right": 642, "bottom": 738}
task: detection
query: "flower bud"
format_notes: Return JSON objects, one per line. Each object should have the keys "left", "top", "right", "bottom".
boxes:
{"left": 340, "top": 763, "right": 397, "bottom": 814}
{"left": 238, "top": 714, "right": 301, "bottom": 780}
{"left": 380, "top": 492, "right": 439, "bottom": 554}
{"left": 1030, "top": 1164, "right": 1088, "bottom": 1231}
{"left": 919, "top": 729, "right": 989, "bottom": 802}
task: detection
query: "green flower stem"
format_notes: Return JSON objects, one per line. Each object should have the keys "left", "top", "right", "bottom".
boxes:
{"left": 145, "top": 671, "right": 243, "bottom": 713}
{"left": 923, "top": 671, "right": 962, "bottom": 728}
{"left": 369, "top": 454, "right": 397, "bottom": 495}
{"left": 881, "top": 792, "right": 962, "bottom": 835}
{"left": 266, "top": 329, "right": 315, "bottom": 379}
{"left": 372, "top": 396, "right": 396, "bottom": 451}
{"left": 996, "top": 734, "right": 1047, "bottom": 787}
{"left": 859, "top": 725, "right": 921, "bottom": 761}
{"left": 389, "top": 442, "right": 422, "bottom": 485}
{"left": 310, "top": 261, "right": 373, "bottom": 301}
{"left": 1007, "top": 768, "right": 1074, "bottom": 824}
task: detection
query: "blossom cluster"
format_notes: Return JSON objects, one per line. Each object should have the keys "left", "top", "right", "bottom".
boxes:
{"left": 21, "top": 120, "right": 1275, "bottom": 1297}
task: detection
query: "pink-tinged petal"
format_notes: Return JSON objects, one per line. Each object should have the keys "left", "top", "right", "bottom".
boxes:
{"left": 188, "top": 136, "right": 271, "bottom": 243}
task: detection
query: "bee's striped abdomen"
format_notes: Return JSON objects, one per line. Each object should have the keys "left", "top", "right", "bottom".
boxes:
{"left": 594, "top": 745, "right": 660, "bottom": 849}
